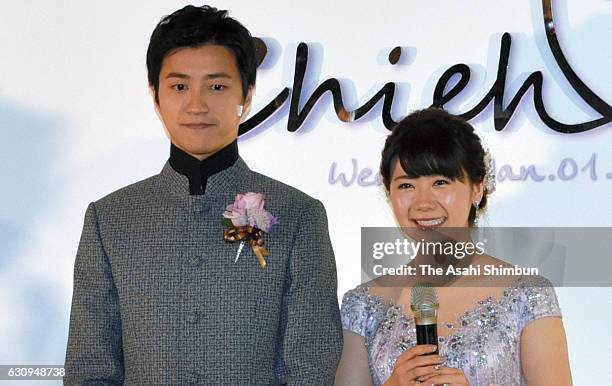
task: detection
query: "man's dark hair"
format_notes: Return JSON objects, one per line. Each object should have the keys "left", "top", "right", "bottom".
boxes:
{"left": 146, "top": 5, "right": 257, "bottom": 102}
{"left": 380, "top": 108, "right": 488, "bottom": 226}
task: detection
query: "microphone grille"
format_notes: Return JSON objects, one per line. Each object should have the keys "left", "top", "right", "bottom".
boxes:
{"left": 411, "top": 285, "right": 438, "bottom": 307}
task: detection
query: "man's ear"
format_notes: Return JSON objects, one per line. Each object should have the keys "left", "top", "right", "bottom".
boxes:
{"left": 150, "top": 85, "right": 166, "bottom": 130}
{"left": 239, "top": 86, "right": 255, "bottom": 123}
{"left": 149, "top": 86, "right": 159, "bottom": 104}
{"left": 150, "top": 85, "right": 161, "bottom": 113}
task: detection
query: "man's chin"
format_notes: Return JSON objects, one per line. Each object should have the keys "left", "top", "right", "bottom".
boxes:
{"left": 184, "top": 145, "right": 228, "bottom": 160}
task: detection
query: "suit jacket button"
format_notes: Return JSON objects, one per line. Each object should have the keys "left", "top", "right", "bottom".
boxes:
{"left": 186, "top": 310, "right": 200, "bottom": 324}
{"left": 187, "top": 255, "right": 203, "bottom": 267}
{"left": 192, "top": 203, "right": 211, "bottom": 214}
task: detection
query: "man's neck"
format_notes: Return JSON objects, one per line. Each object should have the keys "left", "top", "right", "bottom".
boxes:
{"left": 169, "top": 140, "right": 239, "bottom": 195}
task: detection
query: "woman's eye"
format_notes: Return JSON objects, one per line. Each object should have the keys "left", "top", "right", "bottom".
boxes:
{"left": 211, "top": 84, "right": 225, "bottom": 91}
{"left": 172, "top": 84, "right": 187, "bottom": 92}
{"left": 434, "top": 179, "right": 450, "bottom": 186}
{"left": 398, "top": 183, "right": 414, "bottom": 190}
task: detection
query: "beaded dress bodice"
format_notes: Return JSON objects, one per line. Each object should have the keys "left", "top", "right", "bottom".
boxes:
{"left": 340, "top": 278, "right": 561, "bottom": 386}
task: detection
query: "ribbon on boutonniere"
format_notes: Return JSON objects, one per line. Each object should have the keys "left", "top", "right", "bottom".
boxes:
{"left": 222, "top": 192, "right": 278, "bottom": 268}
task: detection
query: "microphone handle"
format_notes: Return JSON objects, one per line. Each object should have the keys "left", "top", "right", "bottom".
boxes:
{"left": 415, "top": 322, "right": 438, "bottom": 354}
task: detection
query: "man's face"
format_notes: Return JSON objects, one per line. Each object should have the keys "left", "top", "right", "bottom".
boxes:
{"left": 154, "top": 44, "right": 252, "bottom": 160}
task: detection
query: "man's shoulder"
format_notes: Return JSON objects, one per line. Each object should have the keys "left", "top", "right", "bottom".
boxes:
{"left": 247, "top": 169, "right": 319, "bottom": 206}
{"left": 93, "top": 173, "right": 160, "bottom": 210}
{"left": 243, "top": 169, "right": 330, "bottom": 228}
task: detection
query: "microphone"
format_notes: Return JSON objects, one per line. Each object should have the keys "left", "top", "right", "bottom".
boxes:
{"left": 411, "top": 285, "right": 439, "bottom": 354}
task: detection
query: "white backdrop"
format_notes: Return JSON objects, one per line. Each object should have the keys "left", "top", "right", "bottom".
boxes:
{"left": 0, "top": 0, "right": 610, "bottom": 384}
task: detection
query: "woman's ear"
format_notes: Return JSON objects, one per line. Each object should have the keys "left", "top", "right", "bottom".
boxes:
{"left": 473, "top": 180, "right": 485, "bottom": 203}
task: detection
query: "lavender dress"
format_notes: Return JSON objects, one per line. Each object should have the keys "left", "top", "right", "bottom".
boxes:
{"left": 339, "top": 277, "right": 561, "bottom": 386}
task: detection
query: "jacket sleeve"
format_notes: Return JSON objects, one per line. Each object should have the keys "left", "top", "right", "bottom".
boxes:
{"left": 64, "top": 202, "right": 124, "bottom": 385}
{"left": 279, "top": 198, "right": 343, "bottom": 385}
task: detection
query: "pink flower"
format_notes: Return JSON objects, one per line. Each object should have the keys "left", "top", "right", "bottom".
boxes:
{"left": 223, "top": 204, "right": 248, "bottom": 227}
{"left": 247, "top": 208, "right": 279, "bottom": 233}
{"left": 241, "top": 192, "right": 265, "bottom": 210}
{"left": 223, "top": 192, "right": 277, "bottom": 231}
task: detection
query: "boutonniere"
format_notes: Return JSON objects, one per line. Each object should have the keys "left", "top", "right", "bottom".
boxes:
{"left": 222, "top": 192, "right": 278, "bottom": 268}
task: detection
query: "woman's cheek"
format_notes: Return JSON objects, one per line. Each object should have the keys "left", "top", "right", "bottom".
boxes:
{"left": 439, "top": 191, "right": 456, "bottom": 207}
{"left": 391, "top": 194, "right": 413, "bottom": 227}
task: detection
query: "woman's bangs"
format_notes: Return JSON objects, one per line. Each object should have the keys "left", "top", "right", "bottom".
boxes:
{"left": 397, "top": 139, "right": 464, "bottom": 180}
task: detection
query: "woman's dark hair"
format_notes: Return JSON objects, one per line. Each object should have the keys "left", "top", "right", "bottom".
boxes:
{"left": 146, "top": 5, "right": 256, "bottom": 102}
{"left": 380, "top": 108, "right": 488, "bottom": 226}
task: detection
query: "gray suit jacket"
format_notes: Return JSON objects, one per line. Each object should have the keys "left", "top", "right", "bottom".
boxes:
{"left": 65, "top": 158, "right": 343, "bottom": 385}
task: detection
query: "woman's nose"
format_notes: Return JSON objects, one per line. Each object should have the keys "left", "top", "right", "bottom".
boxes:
{"left": 413, "top": 188, "right": 436, "bottom": 210}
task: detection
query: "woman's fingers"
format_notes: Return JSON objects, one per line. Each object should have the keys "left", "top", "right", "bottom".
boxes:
{"left": 396, "top": 344, "right": 438, "bottom": 365}
{"left": 404, "top": 354, "right": 443, "bottom": 370}
{"left": 415, "top": 366, "right": 469, "bottom": 385}
{"left": 400, "top": 364, "right": 442, "bottom": 381}
{"left": 389, "top": 345, "right": 443, "bottom": 384}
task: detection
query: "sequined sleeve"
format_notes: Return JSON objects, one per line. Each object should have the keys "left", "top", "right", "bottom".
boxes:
{"left": 518, "top": 276, "right": 562, "bottom": 331}
{"left": 340, "top": 287, "right": 384, "bottom": 339}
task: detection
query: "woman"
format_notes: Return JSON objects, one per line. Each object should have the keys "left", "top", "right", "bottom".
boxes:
{"left": 335, "top": 108, "right": 572, "bottom": 385}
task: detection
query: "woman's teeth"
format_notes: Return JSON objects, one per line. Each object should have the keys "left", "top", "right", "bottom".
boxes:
{"left": 415, "top": 218, "right": 446, "bottom": 227}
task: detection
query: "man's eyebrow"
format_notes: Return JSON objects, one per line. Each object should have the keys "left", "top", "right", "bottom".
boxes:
{"left": 165, "top": 72, "right": 189, "bottom": 79}
{"left": 206, "top": 72, "right": 232, "bottom": 79}
{"left": 163, "top": 72, "right": 233, "bottom": 80}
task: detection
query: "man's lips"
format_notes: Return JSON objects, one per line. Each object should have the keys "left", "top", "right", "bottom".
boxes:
{"left": 180, "top": 123, "right": 216, "bottom": 129}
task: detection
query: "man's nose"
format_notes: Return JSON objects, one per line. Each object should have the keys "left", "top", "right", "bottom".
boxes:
{"left": 185, "top": 89, "right": 209, "bottom": 113}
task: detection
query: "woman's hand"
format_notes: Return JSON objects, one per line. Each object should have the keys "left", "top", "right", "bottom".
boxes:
{"left": 382, "top": 344, "right": 441, "bottom": 386}
{"left": 416, "top": 366, "right": 470, "bottom": 385}
{"left": 382, "top": 344, "right": 470, "bottom": 386}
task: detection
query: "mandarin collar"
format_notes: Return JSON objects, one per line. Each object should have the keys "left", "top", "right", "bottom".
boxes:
{"left": 168, "top": 140, "right": 239, "bottom": 195}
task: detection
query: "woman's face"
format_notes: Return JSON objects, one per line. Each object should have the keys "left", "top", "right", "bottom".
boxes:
{"left": 389, "top": 159, "right": 484, "bottom": 229}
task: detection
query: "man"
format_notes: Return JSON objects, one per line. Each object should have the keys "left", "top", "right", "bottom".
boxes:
{"left": 64, "top": 5, "right": 342, "bottom": 385}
